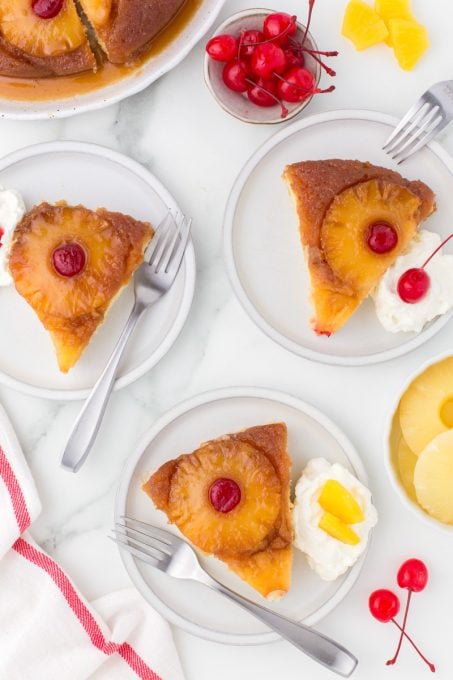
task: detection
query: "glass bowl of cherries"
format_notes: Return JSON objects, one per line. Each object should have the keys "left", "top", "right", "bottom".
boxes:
{"left": 204, "top": 6, "right": 336, "bottom": 124}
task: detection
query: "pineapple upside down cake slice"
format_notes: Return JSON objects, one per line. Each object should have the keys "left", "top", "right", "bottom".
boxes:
{"left": 143, "top": 423, "right": 293, "bottom": 600}
{"left": 9, "top": 202, "right": 152, "bottom": 373}
{"left": 283, "top": 159, "right": 436, "bottom": 336}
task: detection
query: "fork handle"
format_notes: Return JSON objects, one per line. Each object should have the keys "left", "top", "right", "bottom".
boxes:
{"left": 214, "top": 583, "right": 357, "bottom": 677}
{"left": 60, "top": 299, "right": 145, "bottom": 473}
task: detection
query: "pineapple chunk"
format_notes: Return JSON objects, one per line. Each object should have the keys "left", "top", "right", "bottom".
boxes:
{"left": 397, "top": 436, "right": 417, "bottom": 501}
{"left": 389, "top": 18, "right": 429, "bottom": 70}
{"left": 318, "top": 479, "right": 364, "bottom": 524}
{"left": 342, "top": 0, "right": 389, "bottom": 51}
{"left": 375, "top": 0, "right": 413, "bottom": 45}
{"left": 375, "top": 0, "right": 412, "bottom": 22}
{"left": 414, "top": 430, "right": 453, "bottom": 524}
{"left": 319, "top": 512, "right": 360, "bottom": 545}
{"left": 399, "top": 357, "right": 453, "bottom": 456}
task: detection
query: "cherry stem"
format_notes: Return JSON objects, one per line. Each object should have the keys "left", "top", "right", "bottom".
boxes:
{"left": 387, "top": 589, "right": 412, "bottom": 666}
{"left": 244, "top": 77, "right": 288, "bottom": 118}
{"left": 388, "top": 618, "right": 435, "bottom": 672}
{"left": 289, "top": 39, "right": 339, "bottom": 58}
{"left": 421, "top": 232, "right": 453, "bottom": 269}
{"left": 301, "top": 0, "right": 315, "bottom": 45}
{"left": 305, "top": 50, "right": 336, "bottom": 76}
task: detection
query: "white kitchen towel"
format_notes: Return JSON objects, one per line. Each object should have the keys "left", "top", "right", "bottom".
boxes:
{"left": 0, "top": 403, "right": 186, "bottom": 680}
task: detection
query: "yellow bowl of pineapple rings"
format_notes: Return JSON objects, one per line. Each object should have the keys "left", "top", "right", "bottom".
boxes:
{"left": 386, "top": 351, "right": 453, "bottom": 531}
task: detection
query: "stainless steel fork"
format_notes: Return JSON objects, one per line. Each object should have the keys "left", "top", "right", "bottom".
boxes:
{"left": 60, "top": 212, "right": 192, "bottom": 473}
{"left": 383, "top": 80, "right": 453, "bottom": 163}
{"left": 112, "top": 518, "right": 358, "bottom": 678}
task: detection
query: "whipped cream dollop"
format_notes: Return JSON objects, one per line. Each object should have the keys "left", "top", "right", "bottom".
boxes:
{"left": 0, "top": 187, "right": 26, "bottom": 286}
{"left": 293, "top": 458, "right": 377, "bottom": 581}
{"left": 373, "top": 230, "right": 453, "bottom": 333}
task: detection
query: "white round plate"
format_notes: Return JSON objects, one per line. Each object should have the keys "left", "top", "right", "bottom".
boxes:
{"left": 224, "top": 109, "right": 453, "bottom": 366}
{"left": 115, "top": 387, "right": 371, "bottom": 645}
{"left": 0, "top": 0, "right": 226, "bottom": 120}
{"left": 0, "top": 141, "right": 195, "bottom": 400}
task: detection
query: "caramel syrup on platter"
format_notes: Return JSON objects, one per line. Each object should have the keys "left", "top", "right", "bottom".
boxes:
{"left": 0, "top": 0, "right": 203, "bottom": 103}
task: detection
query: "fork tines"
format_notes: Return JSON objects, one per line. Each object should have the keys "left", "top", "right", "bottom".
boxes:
{"left": 383, "top": 97, "right": 446, "bottom": 164}
{"left": 145, "top": 211, "right": 192, "bottom": 275}
{"left": 110, "top": 518, "right": 177, "bottom": 569}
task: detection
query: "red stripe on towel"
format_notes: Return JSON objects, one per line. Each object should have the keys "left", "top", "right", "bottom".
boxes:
{"left": 13, "top": 538, "right": 162, "bottom": 680}
{"left": 0, "top": 441, "right": 161, "bottom": 680}
{"left": 0, "top": 446, "right": 31, "bottom": 533}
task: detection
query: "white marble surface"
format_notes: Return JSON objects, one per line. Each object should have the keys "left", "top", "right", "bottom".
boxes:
{"left": 1, "top": 0, "right": 453, "bottom": 678}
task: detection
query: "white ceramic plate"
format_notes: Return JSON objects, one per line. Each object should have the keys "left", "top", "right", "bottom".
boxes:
{"left": 115, "top": 387, "right": 371, "bottom": 645}
{"left": 0, "top": 141, "right": 195, "bottom": 400}
{"left": 0, "top": 0, "right": 226, "bottom": 120}
{"left": 224, "top": 109, "right": 453, "bottom": 366}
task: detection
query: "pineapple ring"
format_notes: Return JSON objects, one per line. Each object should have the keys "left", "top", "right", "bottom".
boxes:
{"left": 321, "top": 179, "right": 422, "bottom": 294}
{"left": 414, "top": 430, "right": 453, "bottom": 524}
{"left": 399, "top": 357, "right": 453, "bottom": 455}
{"left": 0, "top": 0, "right": 86, "bottom": 57}
{"left": 9, "top": 203, "right": 139, "bottom": 319}
{"left": 168, "top": 440, "right": 282, "bottom": 556}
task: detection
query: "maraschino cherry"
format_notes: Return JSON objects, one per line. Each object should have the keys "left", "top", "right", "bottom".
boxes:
{"left": 369, "top": 559, "right": 435, "bottom": 672}
{"left": 262, "top": 12, "right": 297, "bottom": 44}
{"left": 222, "top": 60, "right": 249, "bottom": 92}
{"left": 367, "top": 222, "right": 398, "bottom": 254}
{"left": 250, "top": 42, "right": 286, "bottom": 79}
{"left": 369, "top": 588, "right": 435, "bottom": 671}
{"left": 398, "top": 233, "right": 453, "bottom": 304}
{"left": 52, "top": 242, "right": 86, "bottom": 278}
{"left": 209, "top": 478, "right": 241, "bottom": 513}
{"left": 32, "top": 0, "right": 64, "bottom": 19}
{"left": 387, "top": 559, "right": 430, "bottom": 668}
{"left": 0, "top": 226, "right": 4, "bottom": 248}
{"left": 206, "top": 34, "right": 238, "bottom": 62}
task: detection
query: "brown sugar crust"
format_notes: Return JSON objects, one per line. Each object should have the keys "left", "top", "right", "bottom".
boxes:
{"left": 9, "top": 202, "right": 152, "bottom": 372}
{"left": 84, "top": 0, "right": 187, "bottom": 64}
{"left": 143, "top": 423, "right": 293, "bottom": 599}
{"left": 0, "top": 35, "right": 96, "bottom": 77}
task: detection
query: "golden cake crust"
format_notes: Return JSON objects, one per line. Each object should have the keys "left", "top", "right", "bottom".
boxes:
{"left": 143, "top": 423, "right": 293, "bottom": 599}
{"left": 9, "top": 202, "right": 152, "bottom": 372}
{"left": 81, "top": 0, "right": 187, "bottom": 64}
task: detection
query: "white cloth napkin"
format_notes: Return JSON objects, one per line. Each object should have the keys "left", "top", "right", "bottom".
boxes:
{"left": 0, "top": 402, "right": 186, "bottom": 680}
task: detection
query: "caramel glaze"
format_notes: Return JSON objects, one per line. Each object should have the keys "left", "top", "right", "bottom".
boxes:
{"left": 0, "top": 0, "right": 202, "bottom": 103}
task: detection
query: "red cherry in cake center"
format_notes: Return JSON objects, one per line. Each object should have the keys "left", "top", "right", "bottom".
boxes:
{"left": 52, "top": 242, "right": 86, "bottom": 277}
{"left": 32, "top": 0, "right": 64, "bottom": 19}
{"left": 209, "top": 478, "right": 241, "bottom": 513}
{"left": 367, "top": 222, "right": 398, "bottom": 254}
